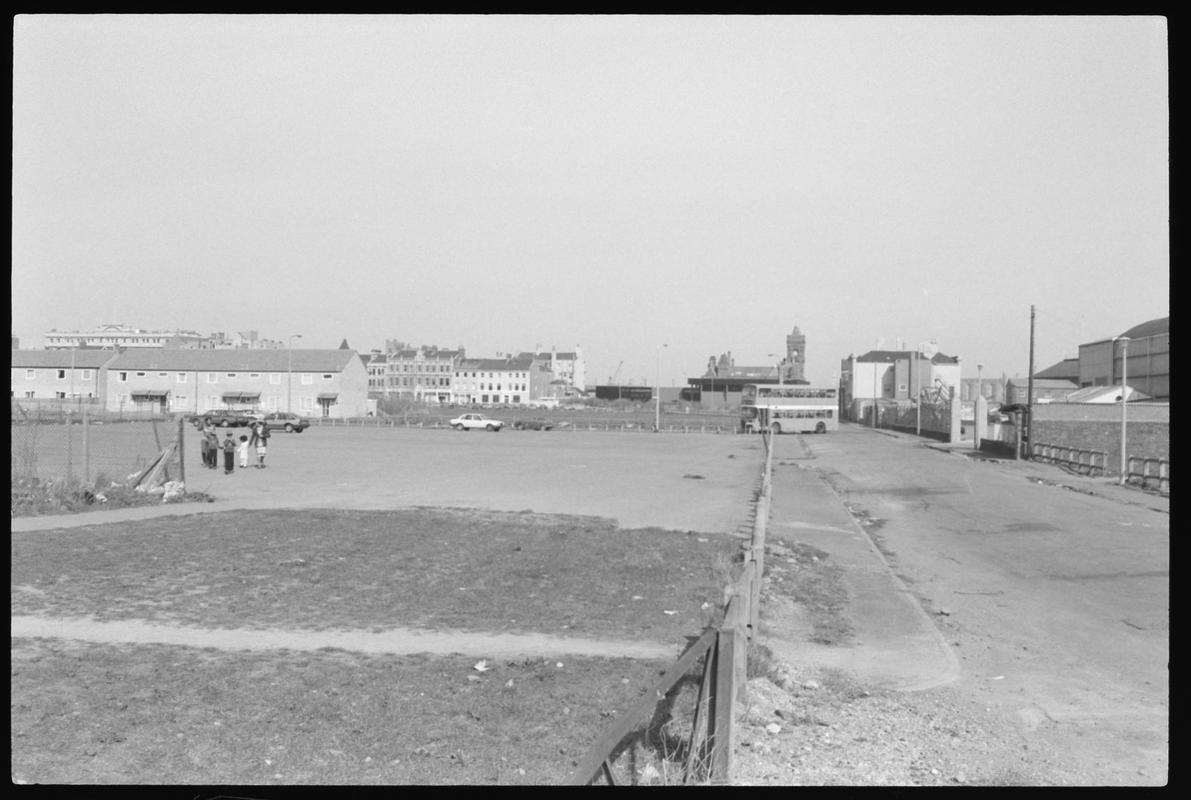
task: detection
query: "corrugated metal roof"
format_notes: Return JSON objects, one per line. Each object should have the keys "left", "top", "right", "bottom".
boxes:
{"left": 855, "top": 350, "right": 959, "bottom": 364}
{"left": 106, "top": 349, "right": 360, "bottom": 372}
{"left": 1033, "top": 358, "right": 1080, "bottom": 380}
{"left": 1119, "top": 316, "right": 1168, "bottom": 340}
{"left": 10, "top": 349, "right": 120, "bottom": 368}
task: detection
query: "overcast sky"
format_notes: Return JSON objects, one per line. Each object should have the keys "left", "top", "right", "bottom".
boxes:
{"left": 12, "top": 15, "right": 1168, "bottom": 387}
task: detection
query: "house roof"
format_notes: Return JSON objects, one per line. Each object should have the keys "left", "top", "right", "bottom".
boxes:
{"left": 459, "top": 357, "right": 535, "bottom": 371}
{"left": 10, "top": 349, "right": 120, "bottom": 369}
{"left": 105, "top": 349, "right": 361, "bottom": 373}
{"left": 1006, "top": 378, "right": 1079, "bottom": 390}
{"left": 854, "top": 350, "right": 959, "bottom": 364}
{"left": 1033, "top": 358, "right": 1080, "bottom": 380}
{"left": 1064, "top": 385, "right": 1151, "bottom": 403}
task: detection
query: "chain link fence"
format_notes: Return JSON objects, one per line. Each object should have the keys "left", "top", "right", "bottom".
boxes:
{"left": 11, "top": 400, "right": 187, "bottom": 490}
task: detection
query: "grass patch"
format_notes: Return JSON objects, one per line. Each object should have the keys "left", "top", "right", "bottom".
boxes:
{"left": 763, "top": 542, "right": 854, "bottom": 646}
{"left": 10, "top": 637, "right": 666, "bottom": 785}
{"left": 11, "top": 507, "right": 729, "bottom": 640}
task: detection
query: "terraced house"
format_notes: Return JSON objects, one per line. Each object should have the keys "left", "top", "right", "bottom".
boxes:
{"left": 453, "top": 356, "right": 554, "bottom": 405}
{"left": 102, "top": 348, "right": 369, "bottom": 418}
{"left": 11, "top": 349, "right": 119, "bottom": 402}
{"left": 382, "top": 344, "right": 463, "bottom": 403}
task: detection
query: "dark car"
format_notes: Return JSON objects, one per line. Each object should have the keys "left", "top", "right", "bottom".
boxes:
{"left": 513, "top": 418, "right": 554, "bottom": 431}
{"left": 191, "top": 409, "right": 256, "bottom": 428}
{"left": 261, "top": 411, "right": 309, "bottom": 433}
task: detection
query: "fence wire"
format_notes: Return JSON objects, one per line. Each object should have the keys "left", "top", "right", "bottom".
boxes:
{"left": 10, "top": 415, "right": 185, "bottom": 489}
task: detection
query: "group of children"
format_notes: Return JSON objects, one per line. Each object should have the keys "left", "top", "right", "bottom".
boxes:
{"left": 200, "top": 421, "right": 269, "bottom": 474}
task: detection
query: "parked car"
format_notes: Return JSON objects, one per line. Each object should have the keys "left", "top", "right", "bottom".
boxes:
{"left": 449, "top": 413, "right": 504, "bottom": 431}
{"left": 513, "top": 418, "right": 554, "bottom": 431}
{"left": 261, "top": 411, "right": 309, "bottom": 433}
{"left": 190, "top": 409, "right": 256, "bottom": 428}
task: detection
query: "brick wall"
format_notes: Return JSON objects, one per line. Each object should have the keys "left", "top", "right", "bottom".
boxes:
{"left": 1031, "top": 418, "right": 1169, "bottom": 475}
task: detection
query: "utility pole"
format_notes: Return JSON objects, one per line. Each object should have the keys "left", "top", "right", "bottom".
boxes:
{"left": 1026, "top": 305, "right": 1035, "bottom": 460}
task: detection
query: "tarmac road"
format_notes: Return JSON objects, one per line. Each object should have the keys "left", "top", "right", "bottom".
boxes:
{"left": 765, "top": 424, "right": 1168, "bottom": 785}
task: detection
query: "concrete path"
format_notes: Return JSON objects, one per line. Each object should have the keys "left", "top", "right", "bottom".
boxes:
{"left": 761, "top": 437, "right": 960, "bottom": 691}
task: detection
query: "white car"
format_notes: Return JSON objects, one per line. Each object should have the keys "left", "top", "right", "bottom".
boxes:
{"left": 449, "top": 413, "right": 504, "bottom": 432}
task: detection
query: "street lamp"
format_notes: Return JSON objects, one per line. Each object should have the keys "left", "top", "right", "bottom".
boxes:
{"left": 914, "top": 348, "right": 921, "bottom": 436}
{"left": 1116, "top": 336, "right": 1130, "bottom": 485}
{"left": 287, "top": 334, "right": 303, "bottom": 413}
{"left": 655, "top": 344, "right": 668, "bottom": 432}
{"left": 973, "top": 363, "right": 984, "bottom": 449}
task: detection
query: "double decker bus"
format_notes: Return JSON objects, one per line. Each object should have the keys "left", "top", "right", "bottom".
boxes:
{"left": 740, "top": 384, "right": 839, "bottom": 434}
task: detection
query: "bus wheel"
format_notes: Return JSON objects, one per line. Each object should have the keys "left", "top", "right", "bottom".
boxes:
{"left": 770, "top": 423, "right": 781, "bottom": 435}
{"left": 815, "top": 422, "right": 827, "bottom": 434}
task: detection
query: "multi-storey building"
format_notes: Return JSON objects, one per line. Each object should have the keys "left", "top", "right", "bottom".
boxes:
{"left": 384, "top": 344, "right": 464, "bottom": 403}
{"left": 361, "top": 351, "right": 388, "bottom": 395}
{"left": 45, "top": 323, "right": 211, "bottom": 350}
{"left": 839, "top": 349, "right": 962, "bottom": 420}
{"left": 453, "top": 357, "right": 553, "bottom": 406}
{"left": 516, "top": 347, "right": 586, "bottom": 393}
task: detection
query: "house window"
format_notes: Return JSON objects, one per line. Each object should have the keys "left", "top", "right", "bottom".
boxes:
{"left": 82, "top": 370, "right": 92, "bottom": 380}
{"left": 268, "top": 396, "right": 278, "bottom": 410}
{"left": 25, "top": 369, "right": 35, "bottom": 379}
{"left": 25, "top": 391, "right": 34, "bottom": 399}
{"left": 56, "top": 391, "right": 66, "bottom": 399}
{"left": 249, "top": 373, "right": 260, "bottom": 379}
{"left": 322, "top": 374, "right": 333, "bottom": 380}
{"left": 177, "top": 373, "right": 187, "bottom": 383}
{"left": 302, "top": 375, "right": 313, "bottom": 385}
{"left": 136, "top": 372, "right": 146, "bottom": 377}
{"left": 119, "top": 372, "right": 128, "bottom": 382}
{"left": 270, "top": 374, "right": 281, "bottom": 384}
{"left": 227, "top": 373, "right": 237, "bottom": 378}
{"left": 175, "top": 395, "right": 187, "bottom": 408}
{"left": 300, "top": 397, "right": 314, "bottom": 412}
{"left": 57, "top": 369, "right": 66, "bottom": 379}
{"left": 207, "top": 373, "right": 218, "bottom": 383}
{"left": 158, "top": 372, "right": 168, "bottom": 378}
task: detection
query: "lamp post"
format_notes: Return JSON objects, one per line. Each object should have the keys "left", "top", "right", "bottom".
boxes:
{"left": 1116, "top": 336, "right": 1130, "bottom": 485}
{"left": 655, "top": 344, "right": 668, "bottom": 432}
{"left": 287, "top": 334, "right": 303, "bottom": 413}
{"left": 915, "top": 348, "right": 921, "bottom": 435}
{"left": 767, "top": 353, "right": 782, "bottom": 386}
{"left": 974, "top": 363, "right": 983, "bottom": 449}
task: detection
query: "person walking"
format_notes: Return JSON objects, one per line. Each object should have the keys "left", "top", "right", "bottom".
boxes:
{"left": 221, "top": 432, "right": 237, "bottom": 475}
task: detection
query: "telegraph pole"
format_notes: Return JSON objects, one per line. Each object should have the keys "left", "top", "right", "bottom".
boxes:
{"left": 1026, "top": 305, "right": 1036, "bottom": 460}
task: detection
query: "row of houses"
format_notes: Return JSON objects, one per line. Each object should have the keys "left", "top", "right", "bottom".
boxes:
{"left": 11, "top": 348, "right": 371, "bottom": 418}
{"left": 11, "top": 346, "right": 589, "bottom": 417}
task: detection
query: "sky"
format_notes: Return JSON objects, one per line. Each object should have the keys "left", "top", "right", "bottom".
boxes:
{"left": 12, "top": 15, "right": 1169, "bottom": 388}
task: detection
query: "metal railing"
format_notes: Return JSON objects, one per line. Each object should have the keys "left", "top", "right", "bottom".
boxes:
{"left": 1126, "top": 456, "right": 1170, "bottom": 494}
{"left": 567, "top": 431, "right": 774, "bottom": 785}
{"left": 1029, "top": 442, "right": 1107, "bottom": 476}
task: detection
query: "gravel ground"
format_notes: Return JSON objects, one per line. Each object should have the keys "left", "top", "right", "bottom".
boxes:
{"left": 730, "top": 665, "right": 1065, "bottom": 786}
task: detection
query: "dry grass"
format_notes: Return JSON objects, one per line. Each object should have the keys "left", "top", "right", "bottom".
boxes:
{"left": 11, "top": 507, "right": 737, "bottom": 784}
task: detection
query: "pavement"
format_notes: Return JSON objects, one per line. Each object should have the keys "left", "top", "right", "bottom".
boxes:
{"left": 756, "top": 429, "right": 1166, "bottom": 693}
{"left": 761, "top": 441, "right": 961, "bottom": 692}
{"left": 917, "top": 436, "right": 1169, "bottom": 515}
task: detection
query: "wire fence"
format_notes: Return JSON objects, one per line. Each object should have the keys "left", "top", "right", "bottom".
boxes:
{"left": 10, "top": 413, "right": 186, "bottom": 489}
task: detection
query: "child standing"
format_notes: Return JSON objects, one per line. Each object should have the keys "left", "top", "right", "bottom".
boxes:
{"left": 222, "top": 432, "right": 237, "bottom": 474}
{"left": 255, "top": 437, "right": 267, "bottom": 469}
{"left": 237, "top": 434, "right": 250, "bottom": 468}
